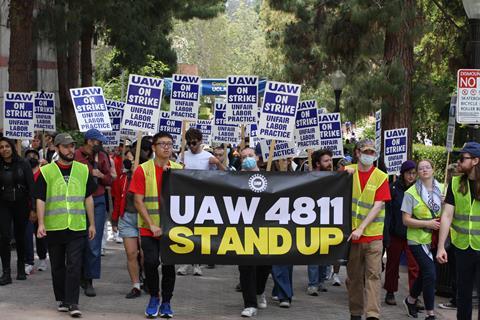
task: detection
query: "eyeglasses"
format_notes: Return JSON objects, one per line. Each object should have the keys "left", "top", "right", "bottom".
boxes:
{"left": 459, "top": 156, "right": 474, "bottom": 163}
{"left": 155, "top": 142, "right": 173, "bottom": 148}
{"left": 417, "top": 166, "right": 432, "bottom": 171}
{"left": 187, "top": 140, "right": 198, "bottom": 147}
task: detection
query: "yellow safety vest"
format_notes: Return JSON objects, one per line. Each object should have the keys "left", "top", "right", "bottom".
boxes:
{"left": 41, "top": 161, "right": 89, "bottom": 231}
{"left": 405, "top": 183, "right": 444, "bottom": 244}
{"left": 451, "top": 176, "right": 480, "bottom": 250}
{"left": 348, "top": 164, "right": 387, "bottom": 236}
{"left": 138, "top": 159, "right": 183, "bottom": 229}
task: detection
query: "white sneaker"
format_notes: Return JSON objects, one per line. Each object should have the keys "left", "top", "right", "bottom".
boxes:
{"left": 332, "top": 273, "right": 341, "bottom": 286}
{"left": 37, "top": 259, "right": 48, "bottom": 271}
{"left": 193, "top": 264, "right": 202, "bottom": 276}
{"left": 100, "top": 248, "right": 106, "bottom": 256}
{"left": 307, "top": 286, "right": 319, "bottom": 296}
{"left": 241, "top": 307, "right": 257, "bottom": 317}
{"left": 24, "top": 264, "right": 34, "bottom": 275}
{"left": 177, "top": 265, "right": 189, "bottom": 275}
{"left": 115, "top": 233, "right": 123, "bottom": 244}
{"left": 271, "top": 296, "right": 279, "bottom": 301}
{"left": 257, "top": 293, "right": 267, "bottom": 309}
{"left": 279, "top": 300, "right": 291, "bottom": 308}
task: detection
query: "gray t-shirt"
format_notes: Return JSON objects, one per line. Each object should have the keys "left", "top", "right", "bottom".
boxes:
{"left": 401, "top": 192, "right": 423, "bottom": 245}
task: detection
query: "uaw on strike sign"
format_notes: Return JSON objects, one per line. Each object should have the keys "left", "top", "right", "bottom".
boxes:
{"left": 457, "top": 69, "right": 480, "bottom": 124}
{"left": 159, "top": 170, "right": 351, "bottom": 265}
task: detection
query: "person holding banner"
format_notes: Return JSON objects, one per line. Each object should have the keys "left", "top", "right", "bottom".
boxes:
{"left": 74, "top": 129, "right": 112, "bottom": 297}
{"left": 34, "top": 133, "right": 97, "bottom": 317}
{"left": 0, "top": 137, "right": 35, "bottom": 285}
{"left": 346, "top": 139, "right": 390, "bottom": 320}
{"left": 437, "top": 142, "right": 480, "bottom": 320}
{"left": 130, "top": 131, "right": 182, "bottom": 318}
{"left": 39, "top": 132, "right": 58, "bottom": 164}
{"left": 401, "top": 160, "right": 443, "bottom": 319}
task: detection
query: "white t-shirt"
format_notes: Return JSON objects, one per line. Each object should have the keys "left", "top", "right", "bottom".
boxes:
{"left": 184, "top": 150, "right": 214, "bottom": 170}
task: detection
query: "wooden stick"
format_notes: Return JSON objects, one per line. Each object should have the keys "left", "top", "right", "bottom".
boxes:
{"left": 42, "top": 130, "right": 47, "bottom": 161}
{"left": 223, "top": 144, "right": 228, "bottom": 166}
{"left": 307, "top": 149, "right": 313, "bottom": 172}
{"left": 240, "top": 125, "right": 245, "bottom": 150}
{"left": 266, "top": 139, "right": 276, "bottom": 172}
{"left": 443, "top": 152, "right": 451, "bottom": 195}
{"left": 133, "top": 130, "right": 143, "bottom": 170}
{"left": 179, "top": 120, "right": 187, "bottom": 162}
{"left": 16, "top": 140, "right": 22, "bottom": 156}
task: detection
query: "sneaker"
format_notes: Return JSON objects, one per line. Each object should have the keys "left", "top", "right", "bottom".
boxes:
{"left": 438, "top": 302, "right": 456, "bottom": 310}
{"left": 176, "top": 265, "right": 189, "bottom": 276}
{"left": 416, "top": 299, "right": 425, "bottom": 311}
{"left": 25, "top": 264, "right": 34, "bottom": 275}
{"left": 37, "top": 259, "right": 48, "bottom": 271}
{"left": 193, "top": 264, "right": 202, "bottom": 276}
{"left": 279, "top": 300, "right": 291, "bottom": 308}
{"left": 404, "top": 297, "right": 418, "bottom": 318}
{"left": 385, "top": 292, "right": 396, "bottom": 305}
{"left": 257, "top": 293, "right": 267, "bottom": 309}
{"left": 58, "top": 302, "right": 69, "bottom": 312}
{"left": 68, "top": 304, "right": 82, "bottom": 318}
{"left": 332, "top": 273, "right": 341, "bottom": 286}
{"left": 84, "top": 280, "right": 96, "bottom": 297}
{"left": 425, "top": 316, "right": 436, "bottom": 320}
{"left": 318, "top": 282, "right": 328, "bottom": 292}
{"left": 125, "top": 287, "right": 141, "bottom": 299}
{"left": 241, "top": 307, "right": 257, "bottom": 317}
{"left": 145, "top": 296, "right": 160, "bottom": 318}
{"left": 307, "top": 286, "right": 319, "bottom": 296}
{"left": 159, "top": 302, "right": 174, "bottom": 318}
{"left": 115, "top": 235, "right": 123, "bottom": 244}
{"left": 100, "top": 248, "right": 106, "bottom": 256}
{"left": 271, "top": 296, "right": 279, "bottom": 301}
{"left": 350, "top": 316, "right": 362, "bottom": 320}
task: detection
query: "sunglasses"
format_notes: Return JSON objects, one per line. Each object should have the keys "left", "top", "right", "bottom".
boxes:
{"left": 459, "top": 156, "right": 475, "bottom": 163}
{"left": 187, "top": 140, "right": 198, "bottom": 147}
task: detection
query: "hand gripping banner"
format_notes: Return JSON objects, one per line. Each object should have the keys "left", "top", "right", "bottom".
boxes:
{"left": 160, "top": 170, "right": 352, "bottom": 265}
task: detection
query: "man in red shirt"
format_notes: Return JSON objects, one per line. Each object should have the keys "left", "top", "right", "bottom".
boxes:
{"left": 130, "top": 131, "right": 181, "bottom": 318}
{"left": 74, "top": 129, "right": 112, "bottom": 297}
{"left": 346, "top": 139, "right": 391, "bottom": 320}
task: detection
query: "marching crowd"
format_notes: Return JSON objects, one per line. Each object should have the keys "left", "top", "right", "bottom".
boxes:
{"left": 0, "top": 126, "right": 479, "bottom": 320}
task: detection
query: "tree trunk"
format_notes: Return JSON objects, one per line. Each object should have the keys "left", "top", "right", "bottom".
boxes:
{"left": 80, "top": 22, "right": 94, "bottom": 87}
{"left": 382, "top": 0, "right": 415, "bottom": 159}
{"left": 8, "top": 0, "right": 34, "bottom": 91}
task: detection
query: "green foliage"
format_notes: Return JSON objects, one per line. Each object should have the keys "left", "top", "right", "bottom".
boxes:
{"left": 412, "top": 144, "right": 449, "bottom": 182}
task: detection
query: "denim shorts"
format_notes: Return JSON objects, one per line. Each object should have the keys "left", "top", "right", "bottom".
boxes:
{"left": 118, "top": 212, "right": 139, "bottom": 238}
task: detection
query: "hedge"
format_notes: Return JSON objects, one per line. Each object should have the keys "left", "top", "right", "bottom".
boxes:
{"left": 412, "top": 144, "right": 452, "bottom": 182}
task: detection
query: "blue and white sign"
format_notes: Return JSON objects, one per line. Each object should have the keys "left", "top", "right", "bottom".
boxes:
{"left": 212, "top": 99, "right": 239, "bottom": 145}
{"left": 3, "top": 92, "right": 34, "bottom": 139}
{"left": 226, "top": 75, "right": 258, "bottom": 125}
{"left": 375, "top": 110, "right": 382, "bottom": 155}
{"left": 259, "top": 139, "right": 297, "bottom": 161}
{"left": 248, "top": 123, "right": 260, "bottom": 148}
{"left": 70, "top": 87, "right": 111, "bottom": 132}
{"left": 294, "top": 100, "right": 320, "bottom": 150}
{"left": 158, "top": 111, "right": 182, "bottom": 151}
{"left": 446, "top": 96, "right": 456, "bottom": 152}
{"left": 258, "top": 81, "right": 301, "bottom": 141}
{"left": 195, "top": 119, "right": 213, "bottom": 146}
{"left": 122, "top": 74, "right": 163, "bottom": 132}
{"left": 384, "top": 128, "right": 408, "bottom": 175}
{"left": 33, "top": 91, "right": 56, "bottom": 131}
{"left": 318, "top": 113, "right": 344, "bottom": 158}
{"left": 170, "top": 74, "right": 201, "bottom": 121}
{"left": 103, "top": 100, "right": 124, "bottom": 147}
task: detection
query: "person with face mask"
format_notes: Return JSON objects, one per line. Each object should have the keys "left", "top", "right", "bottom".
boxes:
{"left": 346, "top": 139, "right": 391, "bottom": 320}
{"left": 35, "top": 133, "right": 96, "bottom": 317}
{"left": 437, "top": 142, "right": 480, "bottom": 320}
{"left": 0, "top": 137, "right": 35, "bottom": 285}
{"left": 23, "top": 149, "right": 49, "bottom": 275}
{"left": 74, "top": 129, "right": 112, "bottom": 297}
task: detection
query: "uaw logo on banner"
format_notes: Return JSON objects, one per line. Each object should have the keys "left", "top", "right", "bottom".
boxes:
{"left": 159, "top": 170, "right": 352, "bottom": 265}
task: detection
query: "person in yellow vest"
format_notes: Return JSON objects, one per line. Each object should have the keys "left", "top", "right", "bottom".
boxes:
{"left": 346, "top": 139, "right": 391, "bottom": 320}
{"left": 437, "top": 142, "right": 480, "bottom": 320}
{"left": 402, "top": 160, "right": 443, "bottom": 319}
{"left": 130, "top": 131, "right": 182, "bottom": 318}
{"left": 35, "top": 133, "right": 96, "bottom": 318}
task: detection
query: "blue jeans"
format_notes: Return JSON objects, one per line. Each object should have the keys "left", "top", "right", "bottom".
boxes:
{"left": 409, "top": 245, "right": 436, "bottom": 311}
{"left": 272, "top": 265, "right": 293, "bottom": 301}
{"left": 455, "top": 246, "right": 480, "bottom": 320}
{"left": 83, "top": 195, "right": 106, "bottom": 279}
{"left": 307, "top": 265, "right": 328, "bottom": 287}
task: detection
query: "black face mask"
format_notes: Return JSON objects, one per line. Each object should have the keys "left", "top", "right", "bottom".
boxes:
{"left": 123, "top": 159, "right": 132, "bottom": 171}
{"left": 28, "top": 158, "right": 39, "bottom": 168}
{"left": 92, "top": 144, "right": 103, "bottom": 154}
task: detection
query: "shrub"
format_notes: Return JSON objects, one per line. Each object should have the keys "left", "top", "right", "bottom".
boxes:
{"left": 412, "top": 144, "right": 452, "bottom": 183}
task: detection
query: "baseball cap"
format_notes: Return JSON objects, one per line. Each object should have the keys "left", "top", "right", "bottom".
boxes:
{"left": 84, "top": 128, "right": 107, "bottom": 143}
{"left": 455, "top": 142, "right": 480, "bottom": 158}
{"left": 357, "top": 139, "right": 376, "bottom": 152}
{"left": 54, "top": 133, "right": 75, "bottom": 146}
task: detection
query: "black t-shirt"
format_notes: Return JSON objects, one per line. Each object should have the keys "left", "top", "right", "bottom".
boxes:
{"left": 34, "top": 162, "right": 97, "bottom": 201}
{"left": 445, "top": 179, "right": 476, "bottom": 206}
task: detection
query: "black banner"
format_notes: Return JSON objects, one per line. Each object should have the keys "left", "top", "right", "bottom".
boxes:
{"left": 159, "top": 170, "right": 352, "bottom": 265}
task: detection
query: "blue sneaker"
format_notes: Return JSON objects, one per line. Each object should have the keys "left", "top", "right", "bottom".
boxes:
{"left": 145, "top": 296, "right": 160, "bottom": 318}
{"left": 160, "top": 302, "right": 174, "bottom": 318}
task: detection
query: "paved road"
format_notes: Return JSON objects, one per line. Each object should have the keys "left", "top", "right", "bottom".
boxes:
{"left": 0, "top": 241, "right": 457, "bottom": 320}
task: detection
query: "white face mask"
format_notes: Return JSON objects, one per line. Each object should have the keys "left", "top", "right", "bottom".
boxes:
{"left": 359, "top": 154, "right": 376, "bottom": 166}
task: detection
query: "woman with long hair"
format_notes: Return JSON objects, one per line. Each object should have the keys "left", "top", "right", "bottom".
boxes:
{"left": 0, "top": 137, "right": 35, "bottom": 285}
